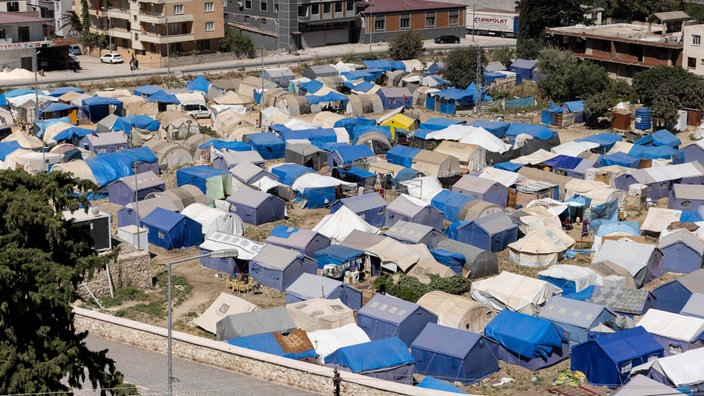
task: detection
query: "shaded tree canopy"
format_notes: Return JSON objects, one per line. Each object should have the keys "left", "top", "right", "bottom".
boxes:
{"left": 442, "top": 46, "right": 487, "bottom": 89}
{"left": 583, "top": 79, "right": 638, "bottom": 124}
{"left": 517, "top": 0, "right": 585, "bottom": 42}
{"left": 388, "top": 31, "right": 424, "bottom": 60}
{"left": 220, "top": 27, "right": 256, "bottom": 58}
{"left": 536, "top": 48, "right": 609, "bottom": 103}
{"left": 633, "top": 66, "right": 704, "bottom": 128}
{"left": 0, "top": 171, "right": 128, "bottom": 395}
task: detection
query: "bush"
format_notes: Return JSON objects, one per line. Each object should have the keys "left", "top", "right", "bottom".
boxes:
{"left": 492, "top": 46, "right": 516, "bottom": 69}
{"left": 388, "top": 31, "right": 424, "bottom": 60}
{"left": 373, "top": 273, "right": 471, "bottom": 303}
{"left": 443, "top": 46, "right": 486, "bottom": 89}
{"left": 221, "top": 27, "right": 256, "bottom": 58}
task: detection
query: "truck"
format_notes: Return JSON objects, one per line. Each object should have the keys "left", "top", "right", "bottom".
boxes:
{"left": 468, "top": 9, "right": 518, "bottom": 38}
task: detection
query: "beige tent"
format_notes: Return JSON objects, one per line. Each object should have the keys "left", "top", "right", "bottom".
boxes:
{"left": 417, "top": 291, "right": 496, "bottom": 333}
{"left": 2, "top": 131, "right": 44, "bottom": 150}
{"left": 58, "top": 90, "right": 84, "bottom": 104}
{"left": 413, "top": 87, "right": 438, "bottom": 107}
{"left": 471, "top": 271, "right": 562, "bottom": 315}
{"left": 276, "top": 93, "right": 310, "bottom": 116}
{"left": 346, "top": 94, "right": 383, "bottom": 115}
{"left": 175, "top": 92, "right": 207, "bottom": 106}
{"left": 412, "top": 150, "right": 460, "bottom": 178}
{"left": 182, "top": 133, "right": 214, "bottom": 160}
{"left": 590, "top": 260, "right": 637, "bottom": 289}
{"left": 156, "top": 111, "right": 200, "bottom": 141}
{"left": 122, "top": 96, "right": 158, "bottom": 117}
{"left": 364, "top": 237, "right": 450, "bottom": 278}
{"left": 518, "top": 167, "right": 572, "bottom": 200}
{"left": 260, "top": 88, "right": 287, "bottom": 108}
{"left": 43, "top": 121, "right": 74, "bottom": 144}
{"left": 51, "top": 160, "right": 98, "bottom": 184}
{"left": 286, "top": 298, "right": 356, "bottom": 332}
{"left": 402, "top": 59, "right": 423, "bottom": 71}
{"left": 213, "top": 90, "right": 251, "bottom": 106}
{"left": 94, "top": 89, "right": 131, "bottom": 99}
{"left": 434, "top": 140, "right": 486, "bottom": 172}
{"left": 144, "top": 139, "right": 194, "bottom": 170}
{"left": 462, "top": 199, "right": 503, "bottom": 222}
{"left": 213, "top": 109, "right": 249, "bottom": 137}
{"left": 193, "top": 292, "right": 258, "bottom": 334}
{"left": 312, "top": 111, "right": 345, "bottom": 128}
{"left": 508, "top": 225, "right": 576, "bottom": 267}
{"left": 369, "top": 160, "right": 408, "bottom": 179}
{"left": 0, "top": 107, "right": 13, "bottom": 126}
{"left": 260, "top": 107, "right": 291, "bottom": 129}
{"left": 149, "top": 184, "right": 207, "bottom": 211}
{"left": 406, "top": 257, "right": 456, "bottom": 283}
{"left": 237, "top": 76, "right": 276, "bottom": 99}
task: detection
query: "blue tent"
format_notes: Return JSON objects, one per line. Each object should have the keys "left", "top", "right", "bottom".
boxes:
{"left": 334, "top": 116, "right": 376, "bottom": 136}
{"left": 340, "top": 70, "right": 376, "bottom": 82}
{"left": 328, "top": 144, "right": 374, "bottom": 168}
{"left": 0, "top": 93, "right": 5, "bottom": 107}
{"left": 417, "top": 377, "right": 468, "bottom": 394}
{"left": 452, "top": 212, "right": 518, "bottom": 252}
{"left": 420, "top": 118, "right": 466, "bottom": 131}
{"left": 629, "top": 145, "right": 684, "bottom": 163}
{"left": 226, "top": 332, "right": 317, "bottom": 360}
{"left": 543, "top": 155, "right": 583, "bottom": 171}
{"left": 270, "top": 163, "right": 313, "bottom": 186}
{"left": 411, "top": 323, "right": 499, "bottom": 384}
{"left": 278, "top": 128, "right": 338, "bottom": 145}
{"left": 48, "top": 86, "right": 84, "bottom": 97}
{"left": 385, "top": 145, "right": 421, "bottom": 167}
{"left": 509, "top": 58, "right": 538, "bottom": 81}
{"left": 226, "top": 188, "right": 286, "bottom": 225}
{"left": 85, "top": 153, "right": 135, "bottom": 187}
{"left": 4, "top": 88, "right": 39, "bottom": 98}
{"left": 35, "top": 116, "right": 72, "bottom": 138}
{"left": 249, "top": 244, "right": 316, "bottom": 290}
{"left": 571, "top": 326, "right": 664, "bottom": 387}
{"left": 505, "top": 123, "right": 556, "bottom": 141}
{"left": 330, "top": 193, "right": 387, "bottom": 227}
{"left": 140, "top": 207, "right": 202, "bottom": 249}
{"left": 362, "top": 59, "right": 393, "bottom": 71}
{"left": 484, "top": 310, "right": 569, "bottom": 370}
{"left": 349, "top": 125, "right": 392, "bottom": 143}
{"left": 39, "top": 102, "right": 76, "bottom": 118}
{"left": 336, "top": 167, "right": 376, "bottom": 187}
{"left": 634, "top": 129, "right": 681, "bottom": 148}
{"left": 306, "top": 91, "right": 348, "bottom": 105}
{"left": 112, "top": 115, "right": 160, "bottom": 137}
{"left": 376, "top": 88, "right": 413, "bottom": 110}
{"left": 199, "top": 140, "right": 251, "bottom": 151}
{"left": 147, "top": 90, "right": 180, "bottom": 104}
{"left": 186, "top": 75, "right": 212, "bottom": 93}
{"left": 0, "top": 141, "right": 21, "bottom": 160}
{"left": 343, "top": 80, "right": 377, "bottom": 93}
{"left": 597, "top": 152, "right": 640, "bottom": 168}
{"left": 357, "top": 293, "right": 437, "bottom": 346}
{"left": 652, "top": 269, "right": 704, "bottom": 313}
{"left": 537, "top": 297, "right": 616, "bottom": 344}
{"left": 284, "top": 273, "right": 363, "bottom": 310}
{"left": 469, "top": 119, "right": 510, "bottom": 138}
{"left": 176, "top": 165, "right": 229, "bottom": 199}
{"left": 81, "top": 96, "right": 123, "bottom": 122}
{"left": 51, "top": 127, "right": 96, "bottom": 143}
{"left": 575, "top": 133, "right": 622, "bottom": 153}
{"left": 493, "top": 161, "right": 523, "bottom": 172}
{"left": 312, "top": 245, "right": 365, "bottom": 284}
{"left": 133, "top": 85, "right": 164, "bottom": 97}
{"left": 300, "top": 79, "right": 324, "bottom": 94}
{"left": 430, "top": 248, "right": 465, "bottom": 275}
{"left": 431, "top": 190, "right": 474, "bottom": 222}
{"left": 325, "top": 337, "right": 415, "bottom": 384}
{"left": 244, "top": 133, "right": 285, "bottom": 159}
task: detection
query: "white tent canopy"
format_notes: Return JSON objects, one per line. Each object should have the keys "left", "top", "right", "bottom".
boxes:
{"left": 641, "top": 207, "right": 682, "bottom": 234}
{"left": 423, "top": 125, "right": 512, "bottom": 154}
{"left": 416, "top": 290, "right": 496, "bottom": 333}
{"left": 312, "top": 206, "right": 380, "bottom": 243}
{"left": 631, "top": 348, "right": 704, "bottom": 388}
{"left": 306, "top": 323, "right": 370, "bottom": 364}
{"left": 638, "top": 309, "right": 704, "bottom": 342}
{"left": 537, "top": 264, "right": 603, "bottom": 293}
{"left": 286, "top": 298, "right": 356, "bottom": 332}
{"left": 193, "top": 292, "right": 258, "bottom": 334}
{"left": 508, "top": 225, "right": 575, "bottom": 267}
{"left": 551, "top": 141, "right": 600, "bottom": 157}
{"left": 399, "top": 176, "right": 444, "bottom": 203}
{"left": 471, "top": 271, "right": 562, "bottom": 315}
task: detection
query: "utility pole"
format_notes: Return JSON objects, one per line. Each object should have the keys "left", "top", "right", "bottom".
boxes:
{"left": 475, "top": 46, "right": 482, "bottom": 115}
{"left": 166, "top": 15, "right": 170, "bottom": 76}
{"left": 472, "top": 4, "right": 476, "bottom": 42}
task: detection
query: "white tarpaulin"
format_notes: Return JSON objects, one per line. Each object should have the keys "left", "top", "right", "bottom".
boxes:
{"left": 638, "top": 309, "right": 704, "bottom": 342}
{"left": 526, "top": 198, "right": 575, "bottom": 217}
{"left": 291, "top": 172, "right": 355, "bottom": 193}
{"left": 201, "top": 232, "right": 264, "bottom": 260}
{"left": 478, "top": 167, "right": 524, "bottom": 187}
{"left": 537, "top": 265, "right": 603, "bottom": 292}
{"left": 641, "top": 207, "right": 682, "bottom": 233}
{"left": 593, "top": 239, "right": 656, "bottom": 277}
{"left": 193, "top": 292, "right": 258, "bottom": 334}
{"left": 631, "top": 348, "right": 704, "bottom": 387}
{"left": 400, "top": 176, "right": 444, "bottom": 203}
{"left": 286, "top": 298, "right": 356, "bottom": 332}
{"left": 423, "top": 125, "right": 511, "bottom": 154}
{"left": 312, "top": 205, "right": 380, "bottom": 243}
{"left": 365, "top": 237, "right": 433, "bottom": 273}
{"left": 508, "top": 225, "right": 575, "bottom": 267}
{"left": 517, "top": 206, "right": 562, "bottom": 234}
{"left": 471, "top": 271, "right": 562, "bottom": 315}
{"left": 306, "top": 324, "right": 370, "bottom": 364}
{"left": 551, "top": 141, "right": 600, "bottom": 157}
{"left": 511, "top": 149, "right": 558, "bottom": 165}
{"left": 182, "top": 203, "right": 231, "bottom": 234}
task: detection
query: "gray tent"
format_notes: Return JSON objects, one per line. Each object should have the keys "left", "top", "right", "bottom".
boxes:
{"left": 588, "top": 286, "right": 655, "bottom": 316}
{"left": 538, "top": 296, "right": 617, "bottom": 344}
{"left": 285, "top": 143, "right": 327, "bottom": 171}
{"left": 97, "top": 114, "right": 119, "bottom": 133}
{"left": 384, "top": 220, "right": 446, "bottom": 249}
{"left": 385, "top": 194, "right": 443, "bottom": 231}
{"left": 355, "top": 132, "right": 392, "bottom": 155}
{"left": 229, "top": 162, "right": 275, "bottom": 185}
{"left": 435, "top": 239, "right": 499, "bottom": 279}
{"left": 302, "top": 65, "right": 339, "bottom": 80}
{"left": 213, "top": 150, "right": 265, "bottom": 171}
{"left": 339, "top": 230, "right": 387, "bottom": 251}
{"left": 215, "top": 306, "right": 296, "bottom": 341}
{"left": 265, "top": 226, "right": 331, "bottom": 257}
{"left": 147, "top": 184, "right": 208, "bottom": 211}
{"left": 593, "top": 239, "right": 663, "bottom": 289}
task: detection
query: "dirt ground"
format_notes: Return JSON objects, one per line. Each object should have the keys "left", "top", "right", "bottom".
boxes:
{"left": 80, "top": 84, "right": 698, "bottom": 395}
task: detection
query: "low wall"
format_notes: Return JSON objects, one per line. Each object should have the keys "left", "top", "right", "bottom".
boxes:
{"left": 73, "top": 307, "right": 453, "bottom": 395}
{"left": 78, "top": 249, "right": 152, "bottom": 300}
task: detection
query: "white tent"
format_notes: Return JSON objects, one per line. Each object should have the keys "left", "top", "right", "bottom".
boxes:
{"left": 50, "top": 160, "right": 98, "bottom": 184}
{"left": 416, "top": 290, "right": 496, "bottom": 333}
{"left": 537, "top": 265, "right": 603, "bottom": 293}
{"left": 399, "top": 176, "right": 444, "bottom": 203}
{"left": 630, "top": 348, "right": 704, "bottom": 389}
{"left": 478, "top": 167, "right": 524, "bottom": 188}
{"left": 306, "top": 323, "right": 370, "bottom": 364}
{"left": 641, "top": 207, "right": 682, "bottom": 234}
{"left": 193, "top": 292, "right": 258, "bottom": 334}
{"left": 551, "top": 141, "right": 600, "bottom": 157}
{"left": 638, "top": 309, "right": 704, "bottom": 343}
{"left": 565, "top": 179, "right": 626, "bottom": 206}
{"left": 312, "top": 205, "right": 380, "bottom": 243}
{"left": 181, "top": 203, "right": 237, "bottom": 235}
{"left": 290, "top": 172, "right": 355, "bottom": 194}
{"left": 423, "top": 125, "right": 511, "bottom": 154}
{"left": 508, "top": 225, "right": 575, "bottom": 267}
{"left": 616, "top": 374, "right": 683, "bottom": 396}
{"left": 516, "top": 206, "right": 562, "bottom": 234}
{"left": 593, "top": 239, "right": 660, "bottom": 288}
{"left": 471, "top": 271, "right": 562, "bottom": 315}
{"left": 200, "top": 232, "right": 264, "bottom": 260}
{"left": 286, "top": 298, "right": 356, "bottom": 332}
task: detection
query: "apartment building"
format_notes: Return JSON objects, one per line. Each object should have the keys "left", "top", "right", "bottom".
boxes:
{"left": 77, "top": 0, "right": 224, "bottom": 67}
{"left": 0, "top": 11, "right": 53, "bottom": 70}
{"left": 683, "top": 23, "right": 704, "bottom": 75}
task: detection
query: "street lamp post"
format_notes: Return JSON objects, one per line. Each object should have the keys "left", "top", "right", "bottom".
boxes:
{"left": 167, "top": 250, "right": 238, "bottom": 396}
{"left": 166, "top": 15, "right": 170, "bottom": 75}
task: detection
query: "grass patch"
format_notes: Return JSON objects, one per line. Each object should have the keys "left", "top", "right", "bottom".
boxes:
{"left": 115, "top": 301, "right": 165, "bottom": 318}
{"left": 99, "top": 286, "right": 149, "bottom": 307}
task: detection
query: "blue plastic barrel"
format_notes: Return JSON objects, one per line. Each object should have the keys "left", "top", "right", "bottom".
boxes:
{"left": 635, "top": 107, "right": 652, "bottom": 131}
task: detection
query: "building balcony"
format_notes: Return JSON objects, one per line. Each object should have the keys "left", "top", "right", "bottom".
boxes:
{"left": 140, "top": 11, "right": 167, "bottom": 24}
{"left": 137, "top": 0, "right": 182, "bottom": 4}
{"left": 106, "top": 7, "right": 130, "bottom": 20}
{"left": 165, "top": 14, "right": 193, "bottom": 23}
{"left": 111, "top": 27, "right": 133, "bottom": 39}
{"left": 139, "top": 31, "right": 194, "bottom": 43}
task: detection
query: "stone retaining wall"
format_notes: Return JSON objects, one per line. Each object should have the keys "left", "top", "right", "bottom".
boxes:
{"left": 73, "top": 307, "right": 452, "bottom": 395}
{"left": 78, "top": 249, "right": 152, "bottom": 300}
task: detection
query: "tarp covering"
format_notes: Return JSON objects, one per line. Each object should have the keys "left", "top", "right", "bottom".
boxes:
{"left": 484, "top": 310, "right": 566, "bottom": 358}
{"left": 226, "top": 329, "right": 317, "bottom": 360}
{"left": 193, "top": 293, "right": 258, "bottom": 334}
{"left": 471, "top": 271, "right": 562, "bottom": 314}
{"left": 325, "top": 337, "right": 415, "bottom": 373}
{"left": 307, "top": 324, "right": 371, "bottom": 364}
{"left": 630, "top": 347, "right": 704, "bottom": 388}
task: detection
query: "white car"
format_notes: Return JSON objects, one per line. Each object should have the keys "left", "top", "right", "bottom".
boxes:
{"left": 183, "top": 103, "right": 211, "bottom": 119}
{"left": 100, "top": 53, "right": 124, "bottom": 64}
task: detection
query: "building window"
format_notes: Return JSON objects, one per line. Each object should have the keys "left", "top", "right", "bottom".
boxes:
{"left": 601, "top": 40, "right": 610, "bottom": 52}
{"left": 374, "top": 16, "right": 385, "bottom": 32}
{"left": 334, "top": 1, "right": 342, "bottom": 13}
{"left": 298, "top": 5, "right": 308, "bottom": 17}
{"left": 346, "top": 1, "right": 353, "bottom": 11}
{"left": 204, "top": 2, "right": 213, "bottom": 12}
{"left": 260, "top": 0, "right": 267, "bottom": 11}
{"left": 7, "top": 2, "right": 19, "bottom": 11}
{"left": 173, "top": 4, "right": 183, "bottom": 14}
{"left": 134, "top": 33, "right": 138, "bottom": 40}
{"left": 205, "top": 21, "right": 214, "bottom": 31}
{"left": 694, "top": 35, "right": 701, "bottom": 46}
{"left": 245, "top": 0, "right": 251, "bottom": 9}
{"left": 169, "top": 23, "right": 178, "bottom": 34}
{"left": 449, "top": 10, "right": 459, "bottom": 26}
{"left": 133, "top": 15, "right": 137, "bottom": 21}
{"left": 400, "top": 14, "right": 410, "bottom": 30}
{"left": 261, "top": 17, "right": 266, "bottom": 24}
{"left": 689, "top": 57, "right": 697, "bottom": 69}
{"left": 311, "top": 3, "right": 318, "bottom": 14}
{"left": 681, "top": 200, "right": 691, "bottom": 208}
{"left": 426, "top": 12, "right": 435, "bottom": 28}
{"left": 0, "top": 29, "right": 5, "bottom": 39}
{"left": 323, "top": 2, "right": 330, "bottom": 13}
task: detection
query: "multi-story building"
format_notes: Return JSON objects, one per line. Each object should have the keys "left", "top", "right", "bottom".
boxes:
{"left": 545, "top": 12, "right": 692, "bottom": 77}
{"left": 682, "top": 23, "right": 704, "bottom": 76}
{"left": 224, "top": 0, "right": 357, "bottom": 50}
{"left": 0, "top": 11, "right": 54, "bottom": 70}
{"left": 0, "top": 0, "right": 29, "bottom": 12}
{"left": 26, "top": 0, "right": 73, "bottom": 37}
{"left": 77, "top": 0, "right": 224, "bottom": 67}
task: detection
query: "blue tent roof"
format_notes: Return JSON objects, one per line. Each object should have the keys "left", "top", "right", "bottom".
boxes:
{"left": 411, "top": 322, "right": 481, "bottom": 359}
{"left": 563, "top": 101, "right": 584, "bottom": 112}
{"left": 505, "top": 123, "right": 555, "bottom": 140}
{"left": 484, "top": 310, "right": 566, "bottom": 359}
{"left": 431, "top": 190, "right": 474, "bottom": 222}
{"left": 278, "top": 128, "right": 337, "bottom": 144}
{"left": 118, "top": 147, "right": 158, "bottom": 163}
{"left": 341, "top": 70, "right": 375, "bottom": 81}
{"left": 494, "top": 162, "right": 523, "bottom": 172}
{"left": 306, "top": 91, "right": 348, "bottom": 104}
{"left": 177, "top": 165, "right": 227, "bottom": 186}
{"left": 575, "top": 133, "right": 622, "bottom": 147}
{"left": 594, "top": 221, "right": 640, "bottom": 237}
{"left": 52, "top": 127, "right": 97, "bottom": 142}
{"left": 199, "top": 140, "right": 251, "bottom": 151}
{"left": 597, "top": 152, "right": 640, "bottom": 168}
{"left": 300, "top": 79, "right": 324, "bottom": 94}
{"left": 41, "top": 102, "right": 76, "bottom": 113}
{"left": 510, "top": 58, "right": 538, "bottom": 69}
{"left": 543, "top": 155, "right": 582, "bottom": 170}
{"left": 389, "top": 60, "right": 406, "bottom": 71}
{"left": 141, "top": 206, "right": 185, "bottom": 232}
{"left": 417, "top": 377, "right": 468, "bottom": 394}
{"left": 112, "top": 116, "right": 160, "bottom": 135}
{"left": 4, "top": 88, "right": 37, "bottom": 98}
{"left": 420, "top": 118, "right": 466, "bottom": 131}
{"left": 48, "top": 86, "right": 84, "bottom": 97}
{"left": 634, "top": 129, "right": 681, "bottom": 148}
{"left": 629, "top": 145, "right": 684, "bottom": 161}
{"left": 226, "top": 332, "right": 316, "bottom": 360}
{"left": 35, "top": 116, "right": 72, "bottom": 138}
{"left": 312, "top": 244, "right": 364, "bottom": 267}
{"left": 0, "top": 141, "right": 21, "bottom": 160}
{"left": 133, "top": 85, "right": 164, "bottom": 97}
{"left": 349, "top": 125, "right": 392, "bottom": 143}
{"left": 333, "top": 144, "right": 374, "bottom": 163}
{"left": 147, "top": 90, "right": 180, "bottom": 104}
{"left": 334, "top": 116, "right": 376, "bottom": 135}
{"left": 0, "top": 94, "right": 5, "bottom": 107}
{"left": 362, "top": 59, "right": 393, "bottom": 71}
{"left": 186, "top": 75, "right": 212, "bottom": 93}
{"left": 469, "top": 120, "right": 511, "bottom": 137}
{"left": 82, "top": 96, "right": 123, "bottom": 106}
{"left": 433, "top": 88, "right": 474, "bottom": 102}
{"left": 85, "top": 153, "right": 135, "bottom": 187}
{"left": 318, "top": 142, "right": 349, "bottom": 152}
{"left": 246, "top": 132, "right": 284, "bottom": 145}
{"left": 344, "top": 81, "right": 376, "bottom": 93}
{"left": 594, "top": 326, "right": 663, "bottom": 365}
{"left": 386, "top": 145, "right": 421, "bottom": 168}
{"left": 270, "top": 163, "right": 313, "bottom": 186}
{"left": 325, "top": 337, "right": 415, "bottom": 373}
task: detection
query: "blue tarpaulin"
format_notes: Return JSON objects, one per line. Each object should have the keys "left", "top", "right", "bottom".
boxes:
{"left": 40, "top": 102, "right": 76, "bottom": 114}
{"left": 591, "top": 199, "right": 619, "bottom": 221}
{"left": 576, "top": 134, "right": 622, "bottom": 150}
{"left": 420, "top": 118, "right": 465, "bottom": 131}
{"left": 593, "top": 220, "right": 640, "bottom": 236}
{"left": 271, "top": 163, "right": 313, "bottom": 186}
{"left": 0, "top": 94, "right": 5, "bottom": 107}
{"left": 48, "top": 87, "right": 84, "bottom": 97}
{"left": 325, "top": 337, "right": 415, "bottom": 373}
{"left": 362, "top": 59, "right": 393, "bottom": 71}
{"left": 385, "top": 145, "right": 421, "bottom": 168}
{"left": 0, "top": 141, "right": 21, "bottom": 160}
{"left": 300, "top": 79, "right": 324, "bottom": 94}
{"left": 417, "top": 377, "right": 468, "bottom": 394}
{"left": 245, "top": 133, "right": 285, "bottom": 159}
{"left": 430, "top": 249, "right": 464, "bottom": 275}
{"left": 340, "top": 70, "right": 376, "bottom": 82}
{"left": 484, "top": 310, "right": 566, "bottom": 359}
{"left": 597, "top": 152, "right": 640, "bottom": 168}
{"left": 199, "top": 140, "right": 251, "bottom": 151}
{"left": 176, "top": 165, "right": 228, "bottom": 194}
{"left": 35, "top": 116, "right": 72, "bottom": 138}
{"left": 431, "top": 190, "right": 474, "bottom": 222}
{"left": 133, "top": 85, "right": 164, "bottom": 97}
{"left": 81, "top": 96, "right": 123, "bottom": 122}
{"left": 112, "top": 115, "right": 160, "bottom": 136}
{"left": 469, "top": 120, "right": 510, "bottom": 138}
{"left": 306, "top": 91, "right": 348, "bottom": 104}
{"left": 350, "top": 125, "right": 392, "bottom": 143}
{"left": 343, "top": 81, "right": 376, "bottom": 93}
{"left": 629, "top": 145, "right": 684, "bottom": 163}
{"left": 312, "top": 244, "right": 364, "bottom": 268}
{"left": 147, "top": 90, "right": 180, "bottom": 104}
{"left": 85, "top": 153, "right": 135, "bottom": 187}
{"left": 278, "top": 128, "right": 337, "bottom": 145}
{"left": 186, "top": 75, "right": 212, "bottom": 93}
{"left": 681, "top": 211, "right": 703, "bottom": 222}
{"left": 494, "top": 162, "right": 523, "bottom": 172}
{"left": 227, "top": 332, "right": 317, "bottom": 360}
{"left": 444, "top": 220, "right": 468, "bottom": 240}
{"left": 634, "top": 129, "right": 681, "bottom": 148}
{"left": 563, "top": 101, "right": 584, "bottom": 112}
{"left": 334, "top": 116, "right": 376, "bottom": 136}
{"left": 505, "top": 96, "right": 535, "bottom": 108}
{"left": 4, "top": 88, "right": 38, "bottom": 98}
{"left": 505, "top": 123, "right": 555, "bottom": 140}
{"left": 52, "top": 127, "right": 97, "bottom": 142}
{"left": 337, "top": 167, "right": 376, "bottom": 185}
{"left": 331, "top": 144, "right": 374, "bottom": 165}
{"left": 543, "top": 155, "right": 582, "bottom": 170}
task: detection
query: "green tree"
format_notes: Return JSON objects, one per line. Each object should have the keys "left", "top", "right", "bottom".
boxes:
{"left": 536, "top": 48, "right": 609, "bottom": 102}
{"left": 608, "top": 0, "right": 680, "bottom": 22}
{"left": 583, "top": 78, "right": 638, "bottom": 125}
{"left": 492, "top": 46, "right": 516, "bottom": 69}
{"left": 59, "top": 11, "right": 84, "bottom": 36}
{"left": 80, "top": 0, "right": 90, "bottom": 34}
{"left": 517, "top": 0, "right": 585, "bottom": 42}
{"left": 633, "top": 66, "right": 704, "bottom": 127}
{"left": 220, "top": 27, "right": 256, "bottom": 58}
{"left": 388, "top": 31, "right": 424, "bottom": 60}
{"left": 516, "top": 37, "right": 544, "bottom": 60}
{"left": 0, "top": 171, "right": 128, "bottom": 395}
{"left": 442, "top": 46, "right": 486, "bottom": 89}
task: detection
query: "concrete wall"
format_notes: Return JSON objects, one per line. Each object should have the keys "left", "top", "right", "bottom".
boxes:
{"left": 73, "top": 307, "right": 454, "bottom": 396}
{"left": 79, "top": 248, "right": 152, "bottom": 300}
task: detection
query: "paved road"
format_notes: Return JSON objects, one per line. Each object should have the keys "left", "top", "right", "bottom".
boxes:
{"left": 0, "top": 36, "right": 515, "bottom": 88}
{"left": 75, "top": 334, "right": 322, "bottom": 396}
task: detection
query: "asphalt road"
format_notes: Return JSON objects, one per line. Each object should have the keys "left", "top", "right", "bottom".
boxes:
{"left": 0, "top": 36, "right": 515, "bottom": 88}
{"left": 75, "top": 334, "right": 322, "bottom": 396}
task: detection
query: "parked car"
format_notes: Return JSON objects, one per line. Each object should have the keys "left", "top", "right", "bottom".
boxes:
{"left": 183, "top": 103, "right": 211, "bottom": 119}
{"left": 434, "top": 35, "right": 460, "bottom": 44}
{"left": 68, "top": 54, "right": 80, "bottom": 71}
{"left": 100, "top": 53, "right": 124, "bottom": 64}
{"left": 68, "top": 45, "right": 82, "bottom": 55}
